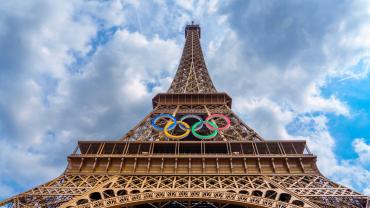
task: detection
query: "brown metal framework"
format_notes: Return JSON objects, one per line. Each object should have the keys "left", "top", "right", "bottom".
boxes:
{"left": 1, "top": 24, "right": 368, "bottom": 208}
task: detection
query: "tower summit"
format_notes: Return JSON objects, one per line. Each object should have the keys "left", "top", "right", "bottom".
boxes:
{"left": 1, "top": 24, "right": 368, "bottom": 208}
{"left": 168, "top": 22, "right": 217, "bottom": 93}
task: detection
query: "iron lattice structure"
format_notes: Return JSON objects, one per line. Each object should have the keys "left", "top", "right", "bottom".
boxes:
{"left": 1, "top": 24, "right": 369, "bottom": 208}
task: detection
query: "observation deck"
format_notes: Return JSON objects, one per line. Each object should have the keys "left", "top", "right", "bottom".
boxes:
{"left": 152, "top": 93, "right": 232, "bottom": 109}
{"left": 66, "top": 140, "right": 317, "bottom": 176}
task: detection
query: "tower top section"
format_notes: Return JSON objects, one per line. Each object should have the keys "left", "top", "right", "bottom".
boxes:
{"left": 185, "top": 22, "right": 201, "bottom": 38}
{"left": 167, "top": 23, "right": 217, "bottom": 93}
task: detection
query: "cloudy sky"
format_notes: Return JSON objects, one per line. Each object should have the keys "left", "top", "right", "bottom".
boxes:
{"left": 1, "top": 0, "right": 370, "bottom": 199}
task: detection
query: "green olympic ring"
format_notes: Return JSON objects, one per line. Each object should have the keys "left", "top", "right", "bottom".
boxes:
{"left": 191, "top": 120, "right": 219, "bottom": 140}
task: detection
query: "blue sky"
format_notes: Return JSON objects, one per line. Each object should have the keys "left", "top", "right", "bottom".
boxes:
{"left": 0, "top": 0, "right": 370, "bottom": 200}
{"left": 324, "top": 75, "right": 370, "bottom": 161}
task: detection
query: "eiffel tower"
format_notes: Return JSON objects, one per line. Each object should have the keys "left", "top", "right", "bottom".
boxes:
{"left": 1, "top": 23, "right": 369, "bottom": 208}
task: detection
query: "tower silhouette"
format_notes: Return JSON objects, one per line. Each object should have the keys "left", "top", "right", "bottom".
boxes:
{"left": 1, "top": 23, "right": 369, "bottom": 208}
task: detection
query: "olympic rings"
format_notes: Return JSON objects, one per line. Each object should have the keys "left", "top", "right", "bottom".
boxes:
{"left": 151, "top": 114, "right": 231, "bottom": 140}
{"left": 151, "top": 114, "right": 176, "bottom": 131}
{"left": 205, "top": 114, "right": 231, "bottom": 131}
{"left": 164, "top": 121, "right": 191, "bottom": 139}
{"left": 192, "top": 120, "right": 218, "bottom": 140}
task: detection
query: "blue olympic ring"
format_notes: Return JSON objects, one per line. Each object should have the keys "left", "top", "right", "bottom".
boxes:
{"left": 151, "top": 114, "right": 177, "bottom": 131}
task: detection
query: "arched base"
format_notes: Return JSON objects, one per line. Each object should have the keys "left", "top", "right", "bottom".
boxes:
{"left": 132, "top": 201, "right": 249, "bottom": 208}
{"left": 73, "top": 190, "right": 306, "bottom": 208}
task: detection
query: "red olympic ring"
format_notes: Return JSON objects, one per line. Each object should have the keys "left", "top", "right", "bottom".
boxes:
{"left": 205, "top": 114, "right": 231, "bottom": 131}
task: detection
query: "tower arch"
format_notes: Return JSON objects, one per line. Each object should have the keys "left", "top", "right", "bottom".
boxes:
{"left": 71, "top": 190, "right": 307, "bottom": 208}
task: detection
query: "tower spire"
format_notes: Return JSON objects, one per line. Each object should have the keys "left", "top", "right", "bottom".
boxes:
{"left": 168, "top": 23, "right": 217, "bottom": 93}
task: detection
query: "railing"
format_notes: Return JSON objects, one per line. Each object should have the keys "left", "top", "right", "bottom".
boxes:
{"left": 73, "top": 141, "right": 312, "bottom": 156}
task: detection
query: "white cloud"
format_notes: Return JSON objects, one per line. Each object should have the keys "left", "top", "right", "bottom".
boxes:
{"left": 81, "top": 0, "right": 126, "bottom": 28}
{"left": 364, "top": 188, "right": 370, "bottom": 196}
{"left": 234, "top": 97, "right": 295, "bottom": 140}
{"left": 175, "top": 0, "right": 194, "bottom": 11}
{"left": 353, "top": 138, "right": 370, "bottom": 165}
{"left": 0, "top": 139, "right": 62, "bottom": 198}
{"left": 48, "top": 29, "right": 180, "bottom": 140}
{"left": 0, "top": 0, "right": 97, "bottom": 195}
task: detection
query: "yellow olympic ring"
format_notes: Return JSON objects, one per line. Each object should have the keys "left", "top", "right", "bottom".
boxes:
{"left": 164, "top": 121, "right": 190, "bottom": 139}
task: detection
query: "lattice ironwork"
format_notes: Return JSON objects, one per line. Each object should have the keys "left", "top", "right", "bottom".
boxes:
{"left": 0, "top": 175, "right": 110, "bottom": 207}
{"left": 59, "top": 175, "right": 316, "bottom": 208}
{"left": 268, "top": 175, "right": 368, "bottom": 208}
{"left": 1, "top": 23, "right": 368, "bottom": 208}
